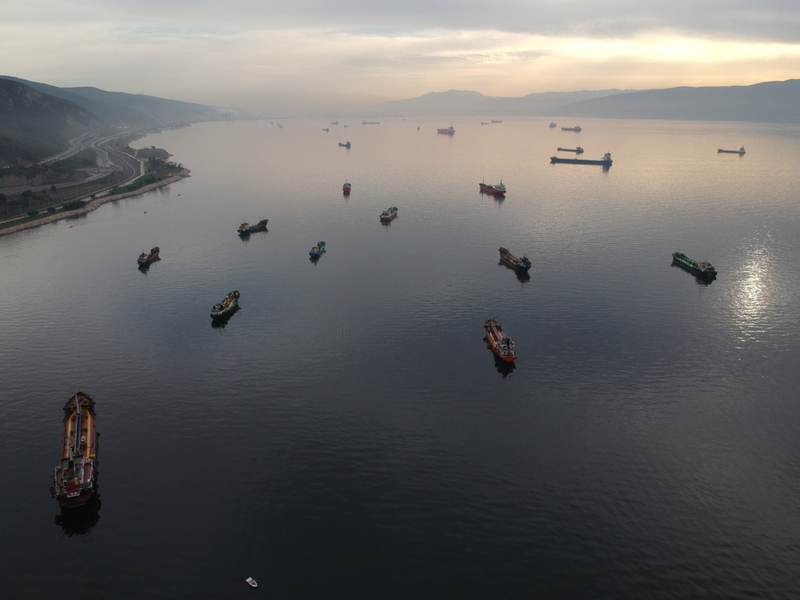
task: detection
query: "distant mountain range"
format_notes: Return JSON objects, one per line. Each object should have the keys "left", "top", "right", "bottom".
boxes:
{"left": 369, "top": 80, "right": 800, "bottom": 124}
{"left": 0, "top": 76, "right": 232, "bottom": 166}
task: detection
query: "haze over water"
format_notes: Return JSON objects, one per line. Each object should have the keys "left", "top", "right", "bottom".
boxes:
{"left": 2, "top": 117, "right": 800, "bottom": 599}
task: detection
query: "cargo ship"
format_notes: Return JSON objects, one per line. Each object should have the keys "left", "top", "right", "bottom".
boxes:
{"left": 480, "top": 181, "right": 506, "bottom": 196}
{"left": 49, "top": 392, "right": 98, "bottom": 509}
{"left": 491, "top": 120, "right": 502, "bottom": 123}
{"left": 561, "top": 125, "right": 582, "bottom": 132}
{"left": 309, "top": 241, "right": 326, "bottom": 257}
{"left": 343, "top": 182, "right": 351, "bottom": 194}
{"left": 237, "top": 219, "right": 268, "bottom": 235}
{"left": 362, "top": 121, "right": 380, "bottom": 125}
{"left": 672, "top": 252, "right": 717, "bottom": 278}
{"left": 718, "top": 146, "right": 745, "bottom": 155}
{"left": 484, "top": 318, "right": 517, "bottom": 362}
{"left": 499, "top": 247, "right": 531, "bottom": 273}
{"left": 557, "top": 146, "right": 584, "bottom": 154}
{"left": 549, "top": 122, "right": 557, "bottom": 128}
{"left": 137, "top": 247, "right": 160, "bottom": 268}
{"left": 339, "top": 141, "right": 351, "bottom": 148}
{"left": 437, "top": 126, "right": 455, "bottom": 135}
{"left": 379, "top": 207, "right": 398, "bottom": 222}
{"left": 551, "top": 152, "right": 612, "bottom": 166}
{"left": 211, "top": 291, "right": 240, "bottom": 319}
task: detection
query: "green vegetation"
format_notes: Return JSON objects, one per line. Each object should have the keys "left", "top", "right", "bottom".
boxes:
{"left": 106, "top": 158, "right": 182, "bottom": 196}
{"left": 0, "top": 199, "right": 87, "bottom": 230}
{"left": 59, "top": 149, "right": 97, "bottom": 169}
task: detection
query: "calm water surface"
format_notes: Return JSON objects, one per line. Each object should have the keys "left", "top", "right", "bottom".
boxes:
{"left": 2, "top": 117, "right": 800, "bottom": 599}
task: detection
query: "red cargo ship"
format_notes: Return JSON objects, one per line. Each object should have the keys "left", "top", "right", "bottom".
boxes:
{"left": 49, "top": 392, "right": 98, "bottom": 509}
{"left": 480, "top": 181, "right": 506, "bottom": 196}
{"left": 343, "top": 182, "right": 351, "bottom": 194}
{"left": 484, "top": 318, "right": 517, "bottom": 362}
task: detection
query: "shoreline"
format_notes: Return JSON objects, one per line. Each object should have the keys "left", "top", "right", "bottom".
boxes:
{"left": 0, "top": 169, "right": 191, "bottom": 237}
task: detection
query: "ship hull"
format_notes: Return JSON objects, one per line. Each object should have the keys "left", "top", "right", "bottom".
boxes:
{"left": 672, "top": 255, "right": 717, "bottom": 278}
{"left": 499, "top": 254, "right": 530, "bottom": 273}
{"left": 50, "top": 392, "right": 98, "bottom": 510}
{"left": 211, "top": 291, "right": 240, "bottom": 319}
{"left": 550, "top": 157, "right": 611, "bottom": 166}
{"left": 137, "top": 247, "right": 160, "bottom": 267}
{"left": 380, "top": 208, "right": 398, "bottom": 222}
{"left": 479, "top": 185, "right": 506, "bottom": 196}
{"left": 238, "top": 220, "right": 268, "bottom": 235}
{"left": 211, "top": 299, "right": 238, "bottom": 319}
{"left": 484, "top": 322, "right": 517, "bottom": 362}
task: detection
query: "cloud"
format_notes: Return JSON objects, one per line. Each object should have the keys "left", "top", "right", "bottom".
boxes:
{"left": 2, "top": 0, "right": 800, "bottom": 112}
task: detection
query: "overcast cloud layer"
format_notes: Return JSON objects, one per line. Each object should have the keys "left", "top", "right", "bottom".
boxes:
{"left": 3, "top": 0, "right": 799, "bottom": 113}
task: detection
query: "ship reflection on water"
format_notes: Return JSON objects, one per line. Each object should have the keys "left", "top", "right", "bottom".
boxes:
{"left": 211, "top": 306, "right": 240, "bottom": 329}
{"left": 670, "top": 263, "right": 715, "bottom": 286}
{"left": 498, "top": 262, "right": 531, "bottom": 284}
{"left": 238, "top": 229, "right": 268, "bottom": 243}
{"left": 491, "top": 352, "right": 516, "bottom": 379}
{"left": 55, "top": 493, "right": 102, "bottom": 537}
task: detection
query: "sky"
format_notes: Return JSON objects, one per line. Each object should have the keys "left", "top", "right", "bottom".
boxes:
{"left": 3, "top": 0, "right": 800, "bottom": 113}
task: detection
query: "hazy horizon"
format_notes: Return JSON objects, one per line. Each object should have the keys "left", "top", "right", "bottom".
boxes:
{"left": 3, "top": 0, "right": 800, "bottom": 114}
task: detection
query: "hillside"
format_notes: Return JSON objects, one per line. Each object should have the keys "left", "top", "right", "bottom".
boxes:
{"left": 552, "top": 80, "right": 800, "bottom": 124}
{"left": 370, "top": 89, "right": 632, "bottom": 117}
{"left": 0, "top": 78, "right": 104, "bottom": 166}
{"left": 370, "top": 80, "right": 800, "bottom": 124}
{"left": 1, "top": 76, "right": 227, "bottom": 128}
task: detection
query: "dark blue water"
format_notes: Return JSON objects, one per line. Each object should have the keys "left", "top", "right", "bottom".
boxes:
{"left": 2, "top": 117, "right": 800, "bottom": 599}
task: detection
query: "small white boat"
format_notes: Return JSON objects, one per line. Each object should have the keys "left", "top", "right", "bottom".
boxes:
{"left": 245, "top": 577, "right": 258, "bottom": 588}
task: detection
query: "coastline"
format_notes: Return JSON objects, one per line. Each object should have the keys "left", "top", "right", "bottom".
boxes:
{"left": 0, "top": 169, "right": 191, "bottom": 237}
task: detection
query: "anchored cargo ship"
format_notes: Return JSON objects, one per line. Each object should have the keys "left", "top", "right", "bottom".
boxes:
{"left": 551, "top": 152, "right": 613, "bottom": 166}
{"left": 480, "top": 181, "right": 506, "bottom": 196}
{"left": 339, "top": 141, "right": 351, "bottom": 148}
{"left": 343, "top": 182, "right": 351, "bottom": 194}
{"left": 718, "top": 146, "right": 745, "bottom": 155}
{"left": 362, "top": 121, "right": 380, "bottom": 125}
{"left": 380, "top": 207, "right": 398, "bottom": 222}
{"left": 49, "top": 392, "right": 98, "bottom": 509}
{"left": 437, "top": 126, "right": 455, "bottom": 135}
{"left": 211, "top": 291, "right": 240, "bottom": 319}
{"left": 499, "top": 247, "right": 531, "bottom": 273}
{"left": 137, "top": 246, "right": 160, "bottom": 268}
{"left": 557, "top": 146, "right": 584, "bottom": 154}
{"left": 561, "top": 125, "right": 582, "bottom": 132}
{"left": 237, "top": 219, "right": 268, "bottom": 235}
{"left": 549, "top": 122, "right": 557, "bottom": 128}
{"left": 309, "top": 241, "right": 326, "bottom": 257}
{"left": 672, "top": 252, "right": 717, "bottom": 278}
{"left": 484, "top": 318, "right": 517, "bottom": 362}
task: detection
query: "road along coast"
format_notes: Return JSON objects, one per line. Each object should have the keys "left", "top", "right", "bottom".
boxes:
{"left": 0, "top": 169, "right": 190, "bottom": 237}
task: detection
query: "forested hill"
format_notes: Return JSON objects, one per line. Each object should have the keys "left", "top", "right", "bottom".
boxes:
{"left": 0, "top": 78, "right": 103, "bottom": 166}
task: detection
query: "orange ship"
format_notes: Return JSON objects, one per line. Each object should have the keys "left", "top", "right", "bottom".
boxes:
{"left": 49, "top": 392, "right": 98, "bottom": 509}
{"left": 484, "top": 318, "right": 517, "bottom": 362}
